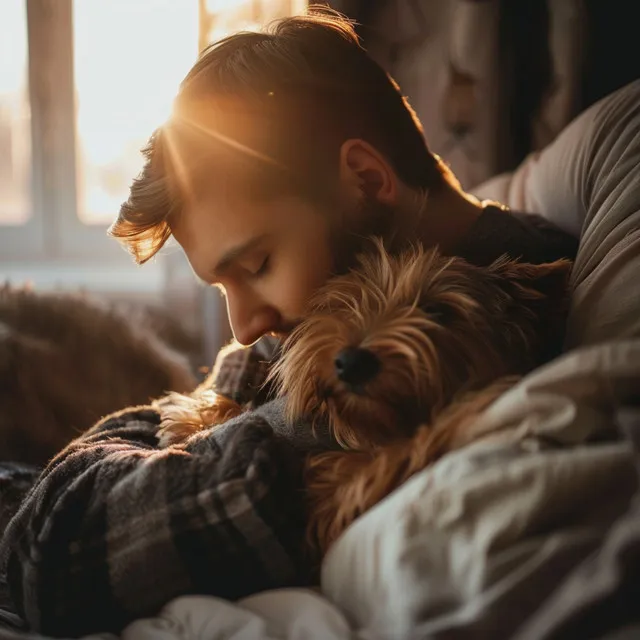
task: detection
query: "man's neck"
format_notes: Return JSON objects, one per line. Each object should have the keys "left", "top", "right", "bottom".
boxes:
{"left": 412, "top": 182, "right": 485, "bottom": 255}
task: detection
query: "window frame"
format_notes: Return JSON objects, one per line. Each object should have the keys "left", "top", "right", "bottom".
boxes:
{"left": 0, "top": 0, "right": 154, "bottom": 264}
{"left": 1, "top": 0, "right": 308, "bottom": 292}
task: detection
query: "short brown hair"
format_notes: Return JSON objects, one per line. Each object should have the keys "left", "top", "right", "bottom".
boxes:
{"left": 110, "top": 7, "right": 444, "bottom": 264}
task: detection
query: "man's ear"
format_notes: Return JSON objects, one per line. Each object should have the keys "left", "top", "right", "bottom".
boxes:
{"left": 338, "top": 139, "right": 398, "bottom": 208}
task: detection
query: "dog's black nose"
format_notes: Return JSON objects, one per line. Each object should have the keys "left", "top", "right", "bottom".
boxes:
{"left": 334, "top": 347, "right": 380, "bottom": 386}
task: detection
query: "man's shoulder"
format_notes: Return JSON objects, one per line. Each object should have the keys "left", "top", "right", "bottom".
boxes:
{"left": 453, "top": 203, "right": 579, "bottom": 266}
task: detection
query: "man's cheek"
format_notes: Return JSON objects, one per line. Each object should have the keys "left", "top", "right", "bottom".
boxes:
{"left": 285, "top": 274, "right": 320, "bottom": 319}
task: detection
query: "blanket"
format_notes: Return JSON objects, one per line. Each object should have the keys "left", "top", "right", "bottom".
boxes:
{"left": 93, "top": 365, "right": 639, "bottom": 640}
{"left": 0, "top": 401, "right": 335, "bottom": 638}
{"left": 0, "top": 465, "right": 40, "bottom": 634}
{"left": 322, "top": 340, "right": 640, "bottom": 639}
{"left": 2, "top": 356, "right": 637, "bottom": 640}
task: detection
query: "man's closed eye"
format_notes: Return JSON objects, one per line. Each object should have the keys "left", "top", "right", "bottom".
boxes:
{"left": 249, "top": 255, "right": 270, "bottom": 278}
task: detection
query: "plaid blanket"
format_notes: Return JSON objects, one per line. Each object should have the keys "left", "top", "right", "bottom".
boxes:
{"left": 0, "top": 398, "right": 334, "bottom": 638}
{"left": 0, "top": 335, "right": 324, "bottom": 638}
{"left": 0, "top": 464, "right": 40, "bottom": 635}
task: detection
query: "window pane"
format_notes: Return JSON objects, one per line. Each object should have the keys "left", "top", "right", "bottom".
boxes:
{"left": 74, "top": 0, "right": 199, "bottom": 225}
{"left": 202, "top": 0, "right": 307, "bottom": 46}
{"left": 0, "top": 1, "right": 31, "bottom": 225}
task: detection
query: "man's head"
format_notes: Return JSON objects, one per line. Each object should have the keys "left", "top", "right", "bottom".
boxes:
{"left": 110, "top": 8, "right": 450, "bottom": 345}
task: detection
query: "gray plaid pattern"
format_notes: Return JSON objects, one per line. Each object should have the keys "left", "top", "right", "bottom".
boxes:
{"left": 1, "top": 406, "right": 315, "bottom": 638}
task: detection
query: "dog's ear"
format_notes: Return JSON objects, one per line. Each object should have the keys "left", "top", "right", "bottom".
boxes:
{"left": 491, "top": 258, "right": 573, "bottom": 363}
{"left": 490, "top": 258, "right": 573, "bottom": 303}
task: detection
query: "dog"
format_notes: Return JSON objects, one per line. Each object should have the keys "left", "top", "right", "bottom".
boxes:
{"left": 0, "top": 284, "right": 198, "bottom": 465}
{"left": 156, "top": 239, "right": 572, "bottom": 554}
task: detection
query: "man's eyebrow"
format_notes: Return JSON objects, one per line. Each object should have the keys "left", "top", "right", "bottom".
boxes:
{"left": 210, "top": 234, "right": 269, "bottom": 276}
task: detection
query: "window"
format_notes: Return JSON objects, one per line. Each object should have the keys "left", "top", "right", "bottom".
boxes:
{"left": 0, "top": 2, "right": 31, "bottom": 225}
{"left": 1, "top": 0, "right": 306, "bottom": 294}
{"left": 74, "top": 0, "right": 199, "bottom": 225}
{"left": 201, "top": 0, "right": 308, "bottom": 47}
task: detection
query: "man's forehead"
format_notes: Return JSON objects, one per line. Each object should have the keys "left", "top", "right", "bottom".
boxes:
{"left": 170, "top": 186, "right": 273, "bottom": 280}
{"left": 168, "top": 97, "right": 283, "bottom": 168}
{"left": 163, "top": 119, "right": 290, "bottom": 218}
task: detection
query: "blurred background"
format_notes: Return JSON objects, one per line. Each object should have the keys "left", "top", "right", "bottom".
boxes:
{"left": 1, "top": 0, "right": 639, "bottom": 373}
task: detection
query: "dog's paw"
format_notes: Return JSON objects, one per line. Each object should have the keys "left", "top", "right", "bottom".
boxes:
{"left": 152, "top": 391, "right": 208, "bottom": 448}
{"left": 153, "top": 390, "right": 244, "bottom": 448}
{"left": 157, "top": 422, "right": 201, "bottom": 448}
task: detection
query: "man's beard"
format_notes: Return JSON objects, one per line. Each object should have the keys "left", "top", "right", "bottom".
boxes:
{"left": 268, "top": 197, "right": 406, "bottom": 342}
{"left": 329, "top": 195, "right": 402, "bottom": 276}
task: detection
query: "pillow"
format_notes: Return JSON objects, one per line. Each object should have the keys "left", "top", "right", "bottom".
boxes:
{"left": 473, "top": 79, "right": 640, "bottom": 347}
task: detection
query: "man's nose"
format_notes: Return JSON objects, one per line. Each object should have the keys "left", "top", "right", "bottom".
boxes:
{"left": 227, "top": 297, "right": 281, "bottom": 347}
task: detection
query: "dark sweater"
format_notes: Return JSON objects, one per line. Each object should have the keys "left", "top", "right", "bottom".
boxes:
{"left": 453, "top": 204, "right": 579, "bottom": 267}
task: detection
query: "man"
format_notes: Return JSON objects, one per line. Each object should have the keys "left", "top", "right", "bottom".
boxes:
{"left": 110, "top": 10, "right": 576, "bottom": 349}
{"left": 107, "top": 9, "right": 576, "bottom": 407}
{"left": 0, "top": 10, "right": 590, "bottom": 638}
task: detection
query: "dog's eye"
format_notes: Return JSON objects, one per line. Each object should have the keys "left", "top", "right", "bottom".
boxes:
{"left": 422, "top": 302, "right": 452, "bottom": 323}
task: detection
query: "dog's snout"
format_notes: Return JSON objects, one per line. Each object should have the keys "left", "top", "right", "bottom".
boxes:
{"left": 334, "top": 347, "right": 380, "bottom": 386}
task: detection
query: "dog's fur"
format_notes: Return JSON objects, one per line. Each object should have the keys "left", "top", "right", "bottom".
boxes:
{"left": 156, "top": 240, "right": 572, "bottom": 554}
{"left": 273, "top": 242, "right": 570, "bottom": 450}
{"left": 304, "top": 376, "right": 518, "bottom": 552}
{"left": 0, "top": 285, "right": 198, "bottom": 465}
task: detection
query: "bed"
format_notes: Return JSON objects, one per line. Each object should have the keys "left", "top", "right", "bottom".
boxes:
{"left": 0, "top": 81, "right": 638, "bottom": 640}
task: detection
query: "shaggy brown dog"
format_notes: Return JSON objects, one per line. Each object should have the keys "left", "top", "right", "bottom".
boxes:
{"left": 303, "top": 377, "right": 519, "bottom": 553}
{"left": 0, "top": 285, "right": 198, "bottom": 465}
{"left": 157, "top": 240, "right": 572, "bottom": 554}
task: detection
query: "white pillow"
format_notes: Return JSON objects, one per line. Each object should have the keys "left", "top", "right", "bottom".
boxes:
{"left": 473, "top": 79, "right": 640, "bottom": 348}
